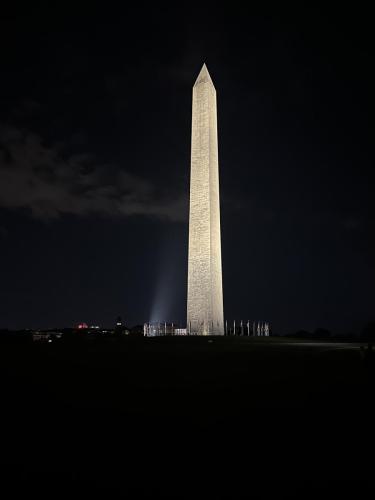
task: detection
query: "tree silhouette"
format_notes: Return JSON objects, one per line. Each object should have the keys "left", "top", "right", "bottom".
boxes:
{"left": 360, "top": 322, "right": 375, "bottom": 343}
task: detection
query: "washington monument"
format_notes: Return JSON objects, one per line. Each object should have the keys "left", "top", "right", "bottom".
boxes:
{"left": 187, "top": 64, "right": 224, "bottom": 335}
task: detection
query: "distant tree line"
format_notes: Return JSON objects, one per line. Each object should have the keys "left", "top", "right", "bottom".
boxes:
{"left": 285, "top": 322, "right": 375, "bottom": 342}
{"left": 1, "top": 322, "right": 375, "bottom": 344}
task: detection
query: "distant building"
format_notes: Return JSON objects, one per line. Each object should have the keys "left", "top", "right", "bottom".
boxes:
{"left": 32, "top": 331, "right": 63, "bottom": 342}
{"left": 114, "top": 316, "right": 129, "bottom": 335}
{"left": 32, "top": 332, "right": 51, "bottom": 342}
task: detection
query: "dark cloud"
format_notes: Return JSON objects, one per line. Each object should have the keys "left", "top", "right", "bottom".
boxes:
{"left": 0, "top": 125, "right": 187, "bottom": 221}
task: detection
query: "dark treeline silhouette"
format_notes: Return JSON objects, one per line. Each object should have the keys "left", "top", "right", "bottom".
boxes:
{"left": 0, "top": 325, "right": 145, "bottom": 345}
{"left": 288, "top": 328, "right": 332, "bottom": 339}
{"left": 0, "top": 329, "right": 32, "bottom": 345}
{"left": 360, "top": 321, "right": 375, "bottom": 343}
{"left": 1, "top": 323, "right": 375, "bottom": 344}
{"left": 285, "top": 328, "right": 363, "bottom": 341}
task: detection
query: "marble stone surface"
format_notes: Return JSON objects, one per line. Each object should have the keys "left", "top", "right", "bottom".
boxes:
{"left": 187, "top": 64, "right": 224, "bottom": 335}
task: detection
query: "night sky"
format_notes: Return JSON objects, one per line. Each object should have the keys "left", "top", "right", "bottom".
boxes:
{"left": 0, "top": 5, "right": 374, "bottom": 333}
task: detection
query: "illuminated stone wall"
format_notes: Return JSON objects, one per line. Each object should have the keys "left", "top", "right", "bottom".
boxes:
{"left": 187, "top": 64, "right": 224, "bottom": 335}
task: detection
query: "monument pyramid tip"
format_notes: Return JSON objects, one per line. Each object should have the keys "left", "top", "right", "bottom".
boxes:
{"left": 194, "top": 63, "right": 214, "bottom": 87}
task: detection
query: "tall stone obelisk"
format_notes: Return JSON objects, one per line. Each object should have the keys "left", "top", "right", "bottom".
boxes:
{"left": 187, "top": 64, "right": 224, "bottom": 335}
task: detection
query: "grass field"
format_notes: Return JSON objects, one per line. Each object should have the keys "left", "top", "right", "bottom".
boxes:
{"left": 1, "top": 336, "right": 374, "bottom": 497}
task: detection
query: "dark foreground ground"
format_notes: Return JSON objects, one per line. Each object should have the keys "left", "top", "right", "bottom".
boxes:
{"left": 1, "top": 336, "right": 374, "bottom": 498}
